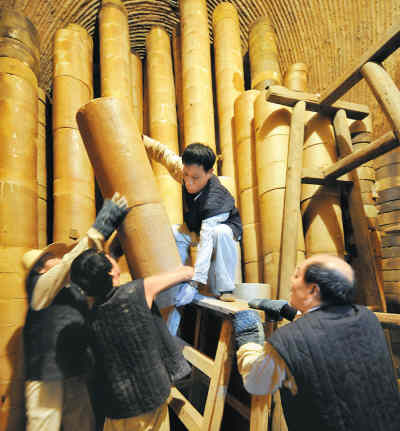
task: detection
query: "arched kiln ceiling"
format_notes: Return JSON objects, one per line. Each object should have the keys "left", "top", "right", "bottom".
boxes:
{"left": 2, "top": 0, "right": 400, "bottom": 136}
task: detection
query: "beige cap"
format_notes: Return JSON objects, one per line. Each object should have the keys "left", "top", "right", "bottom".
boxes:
{"left": 22, "top": 242, "right": 75, "bottom": 274}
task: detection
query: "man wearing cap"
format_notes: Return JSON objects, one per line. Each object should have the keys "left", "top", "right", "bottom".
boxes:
{"left": 23, "top": 193, "right": 129, "bottom": 431}
{"left": 233, "top": 254, "right": 400, "bottom": 431}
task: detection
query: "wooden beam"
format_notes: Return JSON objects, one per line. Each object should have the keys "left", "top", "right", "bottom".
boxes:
{"left": 279, "top": 101, "right": 306, "bottom": 300}
{"left": 361, "top": 62, "right": 400, "bottom": 140}
{"left": 324, "top": 131, "right": 398, "bottom": 180}
{"left": 182, "top": 344, "right": 214, "bottom": 378}
{"left": 320, "top": 19, "right": 400, "bottom": 104}
{"left": 265, "top": 85, "right": 370, "bottom": 120}
{"left": 333, "top": 109, "right": 386, "bottom": 311}
{"left": 375, "top": 312, "right": 400, "bottom": 329}
{"left": 301, "top": 167, "right": 352, "bottom": 186}
{"left": 169, "top": 387, "right": 203, "bottom": 431}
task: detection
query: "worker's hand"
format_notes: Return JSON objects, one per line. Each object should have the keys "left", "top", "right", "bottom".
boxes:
{"left": 233, "top": 310, "right": 265, "bottom": 350}
{"left": 177, "top": 265, "right": 194, "bottom": 282}
{"left": 175, "top": 280, "right": 198, "bottom": 307}
{"left": 92, "top": 192, "right": 129, "bottom": 240}
{"left": 248, "top": 299, "right": 297, "bottom": 322}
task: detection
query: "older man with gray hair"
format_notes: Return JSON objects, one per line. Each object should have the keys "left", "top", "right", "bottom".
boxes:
{"left": 233, "top": 254, "right": 400, "bottom": 431}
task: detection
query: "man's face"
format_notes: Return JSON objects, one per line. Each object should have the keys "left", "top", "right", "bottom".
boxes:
{"left": 289, "top": 260, "right": 319, "bottom": 312}
{"left": 39, "top": 254, "right": 61, "bottom": 274}
{"left": 106, "top": 254, "right": 121, "bottom": 287}
{"left": 182, "top": 163, "right": 213, "bottom": 194}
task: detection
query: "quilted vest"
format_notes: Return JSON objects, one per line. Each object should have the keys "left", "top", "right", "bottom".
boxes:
{"left": 269, "top": 305, "right": 400, "bottom": 431}
{"left": 89, "top": 280, "right": 191, "bottom": 419}
{"left": 24, "top": 274, "right": 91, "bottom": 380}
{"left": 183, "top": 174, "right": 242, "bottom": 239}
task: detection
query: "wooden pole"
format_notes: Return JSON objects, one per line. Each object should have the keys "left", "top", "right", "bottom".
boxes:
{"left": 37, "top": 88, "right": 47, "bottom": 248}
{"left": 172, "top": 25, "right": 184, "bottom": 153}
{"left": 334, "top": 109, "right": 386, "bottom": 310}
{"left": 361, "top": 61, "right": 400, "bottom": 140}
{"left": 278, "top": 101, "right": 306, "bottom": 300}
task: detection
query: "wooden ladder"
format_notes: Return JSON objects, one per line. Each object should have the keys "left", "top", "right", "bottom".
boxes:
{"left": 169, "top": 296, "right": 270, "bottom": 430}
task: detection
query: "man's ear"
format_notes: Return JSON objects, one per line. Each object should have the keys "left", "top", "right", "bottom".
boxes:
{"left": 207, "top": 168, "right": 213, "bottom": 177}
{"left": 310, "top": 284, "right": 320, "bottom": 297}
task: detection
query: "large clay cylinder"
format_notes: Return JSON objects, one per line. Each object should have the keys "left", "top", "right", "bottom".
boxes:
{"left": 254, "top": 91, "right": 305, "bottom": 298}
{"left": 248, "top": 16, "right": 282, "bottom": 90}
{"left": 53, "top": 24, "right": 95, "bottom": 242}
{"left": 130, "top": 52, "right": 143, "bottom": 134}
{"left": 37, "top": 88, "right": 47, "bottom": 248}
{"left": 301, "top": 114, "right": 345, "bottom": 257}
{"left": 0, "top": 11, "right": 38, "bottom": 430}
{"left": 180, "top": 0, "right": 216, "bottom": 153}
{"left": 77, "top": 97, "right": 181, "bottom": 278}
{"left": 234, "top": 90, "right": 263, "bottom": 283}
{"left": 213, "top": 2, "right": 244, "bottom": 183}
{"left": 99, "top": 0, "right": 133, "bottom": 110}
{"left": 146, "top": 27, "right": 182, "bottom": 226}
{"left": 0, "top": 8, "right": 40, "bottom": 77}
{"left": 172, "top": 25, "right": 184, "bottom": 152}
{"left": 284, "top": 63, "right": 308, "bottom": 92}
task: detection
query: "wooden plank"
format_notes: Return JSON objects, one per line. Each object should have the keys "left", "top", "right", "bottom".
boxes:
{"left": 301, "top": 167, "right": 352, "bottom": 186}
{"left": 182, "top": 344, "right": 214, "bottom": 378}
{"left": 250, "top": 395, "right": 270, "bottom": 431}
{"left": 375, "top": 312, "right": 400, "bottom": 329}
{"left": 361, "top": 62, "right": 400, "bottom": 140}
{"left": 333, "top": 109, "right": 387, "bottom": 311}
{"left": 169, "top": 387, "right": 203, "bottom": 431}
{"left": 192, "top": 295, "right": 249, "bottom": 316}
{"left": 320, "top": 19, "right": 400, "bottom": 105}
{"left": 202, "top": 320, "right": 233, "bottom": 430}
{"left": 324, "top": 131, "right": 398, "bottom": 180}
{"left": 265, "top": 85, "right": 370, "bottom": 120}
{"left": 278, "top": 101, "right": 306, "bottom": 300}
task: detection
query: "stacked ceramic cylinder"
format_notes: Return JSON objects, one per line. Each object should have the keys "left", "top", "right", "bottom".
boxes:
{"left": 234, "top": 90, "right": 263, "bottom": 282}
{"left": 301, "top": 114, "right": 345, "bottom": 258}
{"left": 0, "top": 9, "right": 39, "bottom": 431}
{"left": 53, "top": 24, "right": 95, "bottom": 242}
{"left": 37, "top": 88, "right": 47, "bottom": 248}
{"left": 146, "top": 27, "right": 182, "bottom": 226}
{"left": 212, "top": 2, "right": 244, "bottom": 185}
{"left": 77, "top": 98, "right": 182, "bottom": 278}
{"left": 375, "top": 130, "right": 400, "bottom": 311}
{"left": 248, "top": 16, "right": 282, "bottom": 90}
{"left": 284, "top": 63, "right": 308, "bottom": 93}
{"left": 100, "top": 0, "right": 133, "bottom": 111}
{"left": 180, "top": 0, "right": 216, "bottom": 153}
{"left": 130, "top": 52, "right": 143, "bottom": 134}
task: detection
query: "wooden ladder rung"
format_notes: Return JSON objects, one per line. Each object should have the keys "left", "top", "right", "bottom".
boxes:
{"left": 177, "top": 337, "right": 215, "bottom": 377}
{"left": 169, "top": 387, "right": 203, "bottom": 431}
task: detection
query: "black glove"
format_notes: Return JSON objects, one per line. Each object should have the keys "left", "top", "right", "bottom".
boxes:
{"left": 233, "top": 310, "right": 265, "bottom": 349}
{"left": 92, "top": 192, "right": 129, "bottom": 240}
{"left": 248, "top": 298, "right": 298, "bottom": 322}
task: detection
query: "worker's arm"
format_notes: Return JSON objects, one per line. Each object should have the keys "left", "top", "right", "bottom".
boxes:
{"left": 143, "top": 134, "right": 183, "bottom": 183}
{"left": 31, "top": 193, "right": 129, "bottom": 310}
{"left": 144, "top": 265, "right": 194, "bottom": 309}
{"left": 233, "top": 310, "right": 297, "bottom": 396}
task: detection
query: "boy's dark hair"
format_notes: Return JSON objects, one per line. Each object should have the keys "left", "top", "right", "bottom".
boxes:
{"left": 182, "top": 143, "right": 216, "bottom": 171}
{"left": 71, "top": 249, "right": 113, "bottom": 298}
{"left": 304, "top": 263, "right": 355, "bottom": 305}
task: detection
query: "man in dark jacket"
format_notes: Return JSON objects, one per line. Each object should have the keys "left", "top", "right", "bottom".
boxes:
{"left": 70, "top": 248, "right": 193, "bottom": 430}
{"left": 23, "top": 193, "right": 128, "bottom": 431}
{"left": 233, "top": 254, "right": 400, "bottom": 431}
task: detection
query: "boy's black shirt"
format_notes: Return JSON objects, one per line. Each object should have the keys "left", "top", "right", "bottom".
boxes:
{"left": 182, "top": 174, "right": 242, "bottom": 239}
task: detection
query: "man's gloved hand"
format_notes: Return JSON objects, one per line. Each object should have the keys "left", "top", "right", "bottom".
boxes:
{"left": 233, "top": 310, "right": 265, "bottom": 350}
{"left": 93, "top": 192, "right": 129, "bottom": 240}
{"left": 175, "top": 281, "right": 198, "bottom": 307}
{"left": 248, "top": 298, "right": 298, "bottom": 322}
